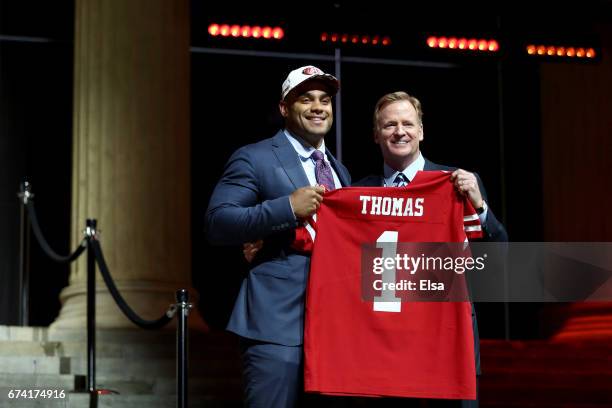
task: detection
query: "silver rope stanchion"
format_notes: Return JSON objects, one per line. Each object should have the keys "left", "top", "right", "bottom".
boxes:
{"left": 85, "top": 219, "right": 98, "bottom": 408}
{"left": 17, "top": 180, "right": 33, "bottom": 326}
{"left": 17, "top": 181, "right": 188, "bottom": 405}
{"left": 167, "top": 289, "right": 193, "bottom": 408}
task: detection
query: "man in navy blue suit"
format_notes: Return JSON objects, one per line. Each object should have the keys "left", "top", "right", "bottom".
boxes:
{"left": 206, "top": 65, "right": 351, "bottom": 408}
{"left": 354, "top": 91, "right": 506, "bottom": 241}
{"left": 353, "top": 91, "right": 508, "bottom": 408}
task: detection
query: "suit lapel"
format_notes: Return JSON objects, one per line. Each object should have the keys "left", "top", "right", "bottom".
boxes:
{"left": 326, "top": 150, "right": 350, "bottom": 187}
{"left": 271, "top": 131, "right": 311, "bottom": 190}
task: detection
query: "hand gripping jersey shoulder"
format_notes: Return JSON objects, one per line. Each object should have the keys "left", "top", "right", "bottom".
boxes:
{"left": 293, "top": 170, "right": 482, "bottom": 253}
{"left": 302, "top": 171, "right": 479, "bottom": 399}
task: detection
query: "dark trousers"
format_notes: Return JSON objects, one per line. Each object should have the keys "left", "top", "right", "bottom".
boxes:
{"left": 239, "top": 338, "right": 478, "bottom": 408}
{"left": 240, "top": 339, "right": 303, "bottom": 408}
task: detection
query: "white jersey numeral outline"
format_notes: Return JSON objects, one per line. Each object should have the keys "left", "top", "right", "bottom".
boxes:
{"left": 373, "top": 231, "right": 402, "bottom": 313}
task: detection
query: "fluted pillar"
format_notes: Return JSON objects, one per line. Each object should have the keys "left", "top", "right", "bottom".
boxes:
{"left": 51, "top": 0, "right": 206, "bottom": 330}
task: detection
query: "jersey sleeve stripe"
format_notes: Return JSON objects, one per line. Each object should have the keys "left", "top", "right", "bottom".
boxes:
{"left": 463, "top": 214, "right": 479, "bottom": 222}
{"left": 305, "top": 221, "right": 317, "bottom": 241}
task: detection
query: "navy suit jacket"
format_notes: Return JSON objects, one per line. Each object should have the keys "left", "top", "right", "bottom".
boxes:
{"left": 353, "top": 157, "right": 509, "bottom": 375}
{"left": 206, "top": 130, "right": 351, "bottom": 346}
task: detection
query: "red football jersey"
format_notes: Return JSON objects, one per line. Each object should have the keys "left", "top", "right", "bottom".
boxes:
{"left": 302, "top": 171, "right": 481, "bottom": 399}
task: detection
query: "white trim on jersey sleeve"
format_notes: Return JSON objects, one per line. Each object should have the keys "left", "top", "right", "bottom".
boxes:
{"left": 305, "top": 222, "right": 316, "bottom": 241}
{"left": 463, "top": 213, "right": 479, "bottom": 222}
{"left": 303, "top": 213, "right": 318, "bottom": 242}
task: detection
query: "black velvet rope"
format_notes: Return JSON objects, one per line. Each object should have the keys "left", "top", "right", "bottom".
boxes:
{"left": 91, "top": 239, "right": 172, "bottom": 329}
{"left": 26, "top": 201, "right": 86, "bottom": 263}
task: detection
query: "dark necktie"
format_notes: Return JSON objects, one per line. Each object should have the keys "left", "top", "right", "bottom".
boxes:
{"left": 393, "top": 173, "right": 409, "bottom": 187}
{"left": 311, "top": 150, "right": 335, "bottom": 191}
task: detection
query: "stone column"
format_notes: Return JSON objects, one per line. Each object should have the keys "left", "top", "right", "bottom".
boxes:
{"left": 51, "top": 0, "right": 206, "bottom": 330}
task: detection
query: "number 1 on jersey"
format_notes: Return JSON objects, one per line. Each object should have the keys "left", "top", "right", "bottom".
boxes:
{"left": 373, "top": 231, "right": 402, "bottom": 313}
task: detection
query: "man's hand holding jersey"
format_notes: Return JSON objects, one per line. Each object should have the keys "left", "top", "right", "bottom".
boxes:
{"left": 450, "top": 169, "right": 485, "bottom": 210}
{"left": 243, "top": 185, "right": 326, "bottom": 262}
{"left": 289, "top": 185, "right": 326, "bottom": 219}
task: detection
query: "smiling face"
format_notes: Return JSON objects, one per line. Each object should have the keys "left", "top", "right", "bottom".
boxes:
{"left": 279, "top": 80, "right": 333, "bottom": 148}
{"left": 374, "top": 99, "right": 423, "bottom": 171}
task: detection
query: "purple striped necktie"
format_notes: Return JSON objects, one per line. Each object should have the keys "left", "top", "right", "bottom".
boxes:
{"left": 311, "top": 150, "right": 335, "bottom": 191}
{"left": 393, "top": 173, "right": 409, "bottom": 187}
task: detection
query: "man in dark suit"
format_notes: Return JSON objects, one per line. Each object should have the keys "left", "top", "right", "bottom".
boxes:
{"left": 354, "top": 91, "right": 508, "bottom": 407}
{"left": 354, "top": 91, "right": 506, "bottom": 240}
{"left": 206, "top": 65, "right": 351, "bottom": 408}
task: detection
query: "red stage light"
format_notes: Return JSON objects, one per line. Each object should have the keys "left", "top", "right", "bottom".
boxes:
{"left": 426, "top": 36, "right": 498, "bottom": 52}
{"left": 320, "top": 32, "right": 389, "bottom": 47}
{"left": 240, "top": 26, "right": 251, "bottom": 37}
{"left": 272, "top": 28, "right": 284, "bottom": 40}
{"left": 208, "top": 23, "right": 284, "bottom": 41}
{"left": 208, "top": 24, "right": 220, "bottom": 36}
{"left": 527, "top": 43, "right": 597, "bottom": 59}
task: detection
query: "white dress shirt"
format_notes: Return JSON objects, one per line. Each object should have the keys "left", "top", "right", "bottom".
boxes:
{"left": 382, "top": 152, "right": 488, "bottom": 223}
{"left": 284, "top": 130, "right": 342, "bottom": 189}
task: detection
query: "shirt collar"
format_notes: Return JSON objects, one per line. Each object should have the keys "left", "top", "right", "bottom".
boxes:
{"left": 284, "top": 129, "right": 327, "bottom": 160}
{"left": 383, "top": 152, "right": 425, "bottom": 186}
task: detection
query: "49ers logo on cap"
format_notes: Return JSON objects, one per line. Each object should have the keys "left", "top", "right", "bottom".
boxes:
{"left": 281, "top": 65, "right": 338, "bottom": 100}
{"left": 303, "top": 66, "right": 323, "bottom": 75}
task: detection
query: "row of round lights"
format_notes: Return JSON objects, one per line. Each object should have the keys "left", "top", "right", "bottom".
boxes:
{"left": 526, "top": 45, "right": 596, "bottom": 58}
{"left": 320, "top": 32, "right": 391, "bottom": 46}
{"left": 208, "top": 24, "right": 284, "bottom": 40}
{"left": 426, "top": 36, "right": 499, "bottom": 52}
